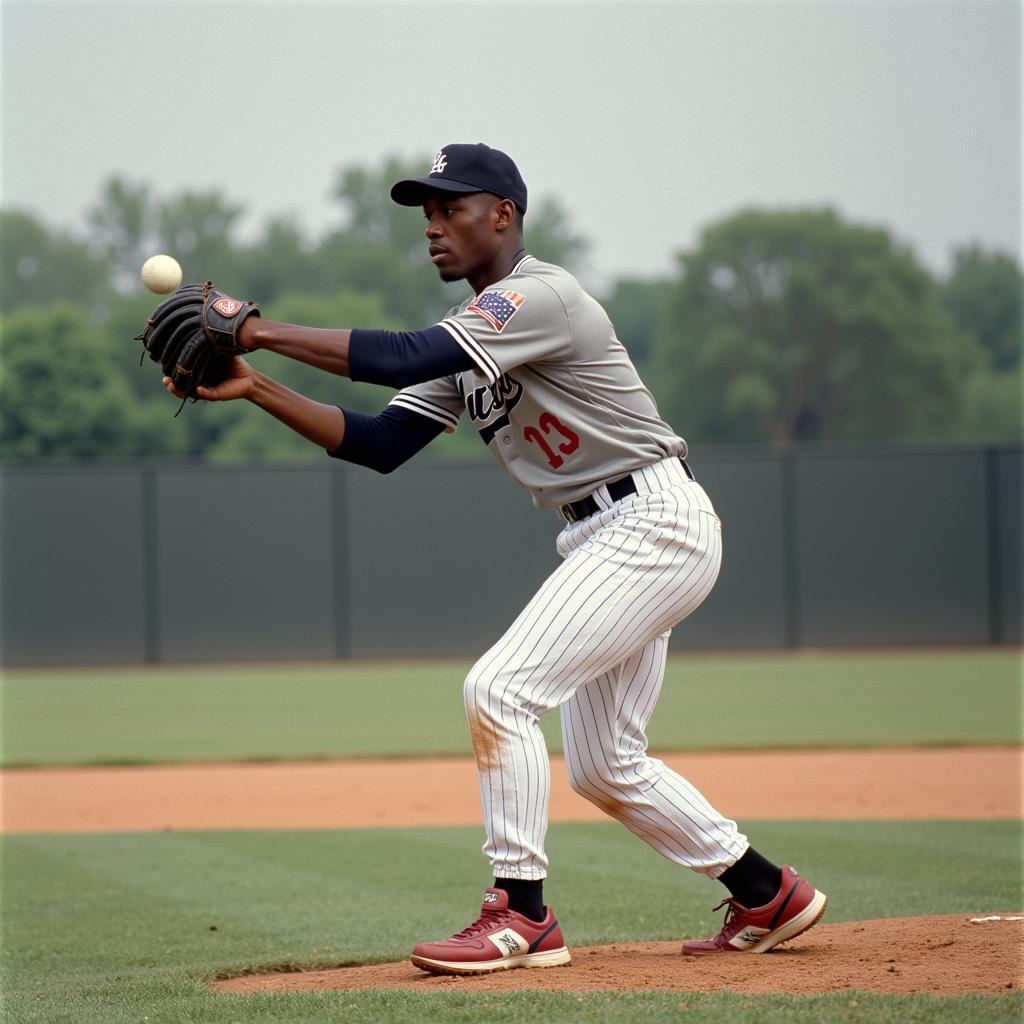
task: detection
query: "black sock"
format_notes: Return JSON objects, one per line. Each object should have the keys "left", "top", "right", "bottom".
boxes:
{"left": 717, "top": 848, "right": 783, "bottom": 908}
{"left": 493, "top": 877, "right": 545, "bottom": 922}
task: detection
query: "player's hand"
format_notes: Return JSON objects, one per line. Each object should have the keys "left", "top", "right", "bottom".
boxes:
{"left": 163, "top": 356, "right": 255, "bottom": 402}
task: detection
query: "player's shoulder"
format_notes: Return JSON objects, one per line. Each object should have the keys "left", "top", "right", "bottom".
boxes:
{"left": 444, "top": 256, "right": 595, "bottom": 327}
{"left": 504, "top": 255, "right": 580, "bottom": 295}
{"left": 496, "top": 256, "right": 593, "bottom": 319}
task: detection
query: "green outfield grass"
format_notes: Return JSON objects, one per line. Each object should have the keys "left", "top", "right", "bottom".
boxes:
{"left": 1, "top": 820, "right": 1021, "bottom": 1024}
{"left": 1, "top": 649, "right": 1020, "bottom": 766}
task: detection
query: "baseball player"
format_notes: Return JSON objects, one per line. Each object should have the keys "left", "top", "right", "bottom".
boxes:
{"left": 159, "top": 144, "right": 827, "bottom": 973}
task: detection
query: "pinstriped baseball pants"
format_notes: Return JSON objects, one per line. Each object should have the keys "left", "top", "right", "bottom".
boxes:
{"left": 463, "top": 457, "right": 749, "bottom": 881}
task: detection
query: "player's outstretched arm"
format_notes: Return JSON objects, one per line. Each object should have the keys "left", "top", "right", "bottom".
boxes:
{"left": 240, "top": 318, "right": 352, "bottom": 377}
{"left": 240, "top": 318, "right": 474, "bottom": 389}
{"left": 163, "top": 357, "right": 345, "bottom": 450}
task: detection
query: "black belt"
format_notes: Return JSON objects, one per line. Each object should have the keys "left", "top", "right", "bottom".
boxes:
{"left": 560, "top": 458, "right": 694, "bottom": 523}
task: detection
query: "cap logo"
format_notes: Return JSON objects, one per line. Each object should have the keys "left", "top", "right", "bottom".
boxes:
{"left": 430, "top": 150, "right": 448, "bottom": 175}
{"left": 212, "top": 297, "right": 242, "bottom": 318}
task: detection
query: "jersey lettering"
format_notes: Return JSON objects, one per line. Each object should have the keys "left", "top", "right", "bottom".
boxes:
{"left": 461, "top": 374, "right": 524, "bottom": 445}
{"left": 523, "top": 413, "right": 581, "bottom": 469}
{"left": 480, "top": 413, "right": 510, "bottom": 446}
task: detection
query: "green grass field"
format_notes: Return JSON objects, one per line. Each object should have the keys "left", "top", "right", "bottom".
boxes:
{"left": 1, "top": 649, "right": 1019, "bottom": 765}
{"left": 2, "top": 821, "right": 1021, "bottom": 1023}
{"left": 1, "top": 649, "right": 1021, "bottom": 1023}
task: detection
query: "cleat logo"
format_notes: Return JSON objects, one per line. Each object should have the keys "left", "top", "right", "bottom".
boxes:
{"left": 492, "top": 930, "right": 522, "bottom": 955}
{"left": 734, "top": 928, "right": 765, "bottom": 947}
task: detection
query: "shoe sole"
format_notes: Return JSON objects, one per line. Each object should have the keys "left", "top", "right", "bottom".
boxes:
{"left": 411, "top": 946, "right": 571, "bottom": 976}
{"left": 681, "top": 890, "right": 828, "bottom": 956}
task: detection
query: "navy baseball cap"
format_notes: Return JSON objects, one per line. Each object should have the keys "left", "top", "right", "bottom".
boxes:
{"left": 391, "top": 143, "right": 528, "bottom": 214}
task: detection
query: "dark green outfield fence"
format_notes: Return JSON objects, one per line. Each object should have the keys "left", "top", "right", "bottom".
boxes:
{"left": 1, "top": 444, "right": 1020, "bottom": 667}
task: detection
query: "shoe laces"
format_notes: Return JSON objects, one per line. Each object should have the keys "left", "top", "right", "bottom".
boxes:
{"left": 452, "top": 906, "right": 515, "bottom": 940}
{"left": 710, "top": 897, "right": 743, "bottom": 935}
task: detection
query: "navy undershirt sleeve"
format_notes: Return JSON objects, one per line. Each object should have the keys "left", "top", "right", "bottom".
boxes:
{"left": 348, "top": 325, "right": 474, "bottom": 388}
{"left": 327, "top": 404, "right": 446, "bottom": 474}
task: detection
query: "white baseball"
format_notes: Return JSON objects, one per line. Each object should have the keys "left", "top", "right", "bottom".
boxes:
{"left": 140, "top": 255, "right": 183, "bottom": 294}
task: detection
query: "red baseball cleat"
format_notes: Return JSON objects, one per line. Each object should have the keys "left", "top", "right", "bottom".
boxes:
{"left": 411, "top": 888, "right": 571, "bottom": 975}
{"left": 681, "top": 865, "right": 828, "bottom": 955}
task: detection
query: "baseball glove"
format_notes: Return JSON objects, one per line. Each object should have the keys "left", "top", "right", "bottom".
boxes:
{"left": 136, "top": 281, "right": 260, "bottom": 405}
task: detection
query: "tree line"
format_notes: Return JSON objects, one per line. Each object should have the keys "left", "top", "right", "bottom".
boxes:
{"left": 1, "top": 156, "right": 1019, "bottom": 462}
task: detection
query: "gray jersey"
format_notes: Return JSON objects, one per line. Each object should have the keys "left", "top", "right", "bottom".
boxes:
{"left": 391, "top": 255, "right": 686, "bottom": 509}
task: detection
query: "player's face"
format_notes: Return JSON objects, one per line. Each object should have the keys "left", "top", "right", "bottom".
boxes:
{"left": 422, "top": 192, "right": 504, "bottom": 284}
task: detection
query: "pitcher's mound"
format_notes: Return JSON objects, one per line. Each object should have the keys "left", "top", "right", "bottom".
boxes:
{"left": 214, "top": 914, "right": 1022, "bottom": 997}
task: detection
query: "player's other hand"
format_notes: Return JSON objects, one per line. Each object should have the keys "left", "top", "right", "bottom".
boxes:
{"left": 163, "top": 356, "right": 255, "bottom": 402}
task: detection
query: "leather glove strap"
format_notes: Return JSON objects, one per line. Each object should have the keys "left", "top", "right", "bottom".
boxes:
{"left": 201, "top": 282, "right": 260, "bottom": 354}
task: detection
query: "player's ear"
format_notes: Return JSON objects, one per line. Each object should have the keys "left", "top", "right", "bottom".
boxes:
{"left": 493, "top": 198, "right": 518, "bottom": 232}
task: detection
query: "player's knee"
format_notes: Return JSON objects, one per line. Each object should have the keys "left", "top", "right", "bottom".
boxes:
{"left": 565, "top": 762, "right": 629, "bottom": 814}
{"left": 565, "top": 750, "right": 633, "bottom": 794}
{"left": 464, "top": 662, "right": 512, "bottom": 768}
{"left": 564, "top": 757, "right": 590, "bottom": 796}
{"left": 463, "top": 660, "right": 492, "bottom": 715}
{"left": 464, "top": 654, "right": 552, "bottom": 732}
{"left": 464, "top": 657, "right": 526, "bottom": 714}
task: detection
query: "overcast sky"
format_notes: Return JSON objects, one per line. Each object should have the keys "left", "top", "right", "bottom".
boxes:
{"left": 2, "top": 0, "right": 1019, "bottom": 287}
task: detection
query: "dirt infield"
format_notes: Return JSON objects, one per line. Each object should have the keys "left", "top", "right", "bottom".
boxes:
{"left": 2, "top": 746, "right": 1020, "bottom": 834}
{"left": 214, "top": 915, "right": 1023, "bottom": 997}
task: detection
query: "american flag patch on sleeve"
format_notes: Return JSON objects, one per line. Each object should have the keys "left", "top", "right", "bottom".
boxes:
{"left": 467, "top": 290, "right": 526, "bottom": 333}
